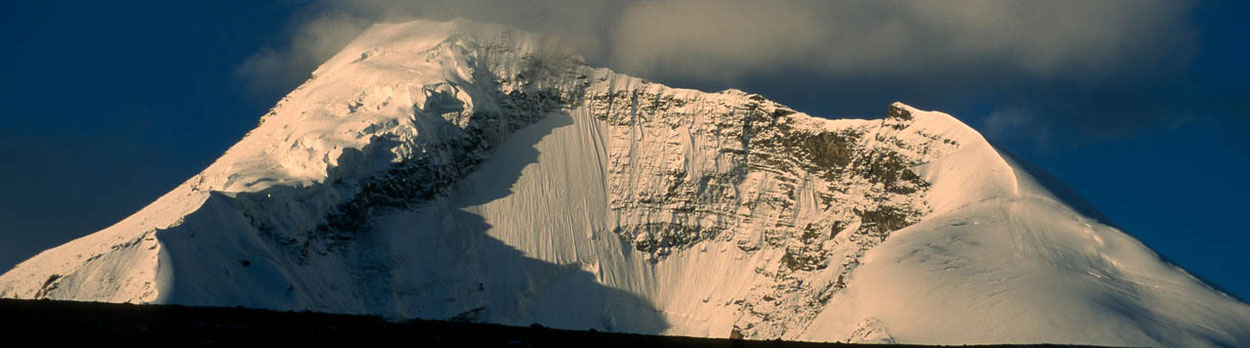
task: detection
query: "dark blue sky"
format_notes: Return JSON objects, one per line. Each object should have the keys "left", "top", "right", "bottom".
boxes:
{"left": 1, "top": 1, "right": 1247, "bottom": 301}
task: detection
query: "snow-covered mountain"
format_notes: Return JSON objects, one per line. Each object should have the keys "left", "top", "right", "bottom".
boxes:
{"left": 2, "top": 19, "right": 1247, "bottom": 346}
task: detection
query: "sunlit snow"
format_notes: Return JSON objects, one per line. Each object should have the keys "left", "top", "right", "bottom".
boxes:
{"left": 1, "top": 19, "right": 1246, "bottom": 346}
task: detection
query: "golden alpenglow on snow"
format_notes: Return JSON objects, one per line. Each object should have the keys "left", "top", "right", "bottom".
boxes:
{"left": 3, "top": 19, "right": 1248, "bottom": 347}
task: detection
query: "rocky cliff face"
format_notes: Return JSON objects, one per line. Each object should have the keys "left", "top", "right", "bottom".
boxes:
{"left": 3, "top": 19, "right": 1248, "bottom": 347}
{"left": 586, "top": 80, "right": 958, "bottom": 336}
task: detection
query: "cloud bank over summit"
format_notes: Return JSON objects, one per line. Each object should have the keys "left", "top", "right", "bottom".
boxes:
{"left": 613, "top": 0, "right": 1192, "bottom": 80}
{"left": 240, "top": 0, "right": 1192, "bottom": 86}
{"left": 235, "top": 0, "right": 1206, "bottom": 144}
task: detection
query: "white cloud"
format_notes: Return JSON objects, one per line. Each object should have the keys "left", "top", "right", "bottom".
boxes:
{"left": 611, "top": 0, "right": 830, "bottom": 80}
{"left": 236, "top": 12, "right": 371, "bottom": 95}
{"left": 235, "top": 0, "right": 1195, "bottom": 93}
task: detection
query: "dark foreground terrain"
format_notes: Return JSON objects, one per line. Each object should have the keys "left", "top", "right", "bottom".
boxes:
{"left": 0, "top": 298, "right": 1078, "bottom": 347}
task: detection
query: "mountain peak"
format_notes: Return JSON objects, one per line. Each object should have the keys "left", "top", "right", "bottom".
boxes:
{"left": 3, "top": 19, "right": 1248, "bottom": 346}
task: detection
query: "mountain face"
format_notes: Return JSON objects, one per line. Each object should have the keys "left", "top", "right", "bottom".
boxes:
{"left": 2, "top": 19, "right": 1248, "bottom": 346}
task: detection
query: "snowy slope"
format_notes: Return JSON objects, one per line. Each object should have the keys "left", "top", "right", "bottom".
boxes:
{"left": 796, "top": 108, "right": 1250, "bottom": 345}
{"left": 2, "top": 19, "right": 1247, "bottom": 346}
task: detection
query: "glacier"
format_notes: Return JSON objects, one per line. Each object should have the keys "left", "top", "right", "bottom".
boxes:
{"left": 2, "top": 19, "right": 1247, "bottom": 346}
